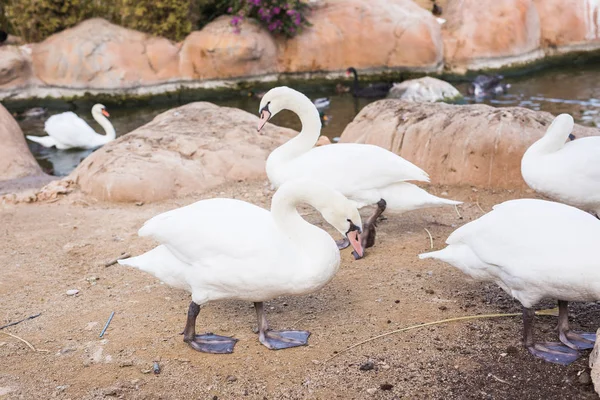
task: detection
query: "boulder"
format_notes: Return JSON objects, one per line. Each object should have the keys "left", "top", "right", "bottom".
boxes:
{"left": 31, "top": 18, "right": 181, "bottom": 89}
{"left": 0, "top": 45, "right": 32, "bottom": 89}
{"left": 590, "top": 330, "right": 600, "bottom": 395}
{"left": 442, "top": 0, "right": 543, "bottom": 72}
{"left": 533, "top": 0, "right": 600, "bottom": 52}
{"left": 0, "top": 104, "right": 43, "bottom": 181}
{"left": 180, "top": 16, "right": 278, "bottom": 80}
{"left": 387, "top": 77, "right": 462, "bottom": 102}
{"left": 279, "top": 0, "right": 443, "bottom": 73}
{"left": 339, "top": 100, "right": 598, "bottom": 188}
{"left": 70, "top": 102, "right": 296, "bottom": 202}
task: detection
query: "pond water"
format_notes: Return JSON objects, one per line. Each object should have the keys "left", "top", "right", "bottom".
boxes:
{"left": 8, "top": 62, "right": 600, "bottom": 177}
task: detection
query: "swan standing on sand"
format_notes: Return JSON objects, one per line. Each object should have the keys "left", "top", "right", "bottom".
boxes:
{"left": 419, "top": 199, "right": 599, "bottom": 365}
{"left": 257, "top": 86, "right": 461, "bottom": 253}
{"left": 521, "top": 113, "right": 600, "bottom": 214}
{"left": 26, "top": 104, "right": 115, "bottom": 150}
{"left": 118, "top": 180, "right": 364, "bottom": 354}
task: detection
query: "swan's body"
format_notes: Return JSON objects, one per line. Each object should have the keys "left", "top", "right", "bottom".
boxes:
{"left": 420, "top": 198, "right": 600, "bottom": 365}
{"left": 522, "top": 113, "right": 600, "bottom": 215}
{"left": 26, "top": 104, "right": 115, "bottom": 150}
{"left": 119, "top": 180, "right": 363, "bottom": 353}
{"left": 346, "top": 67, "right": 392, "bottom": 98}
{"left": 257, "top": 86, "right": 461, "bottom": 250}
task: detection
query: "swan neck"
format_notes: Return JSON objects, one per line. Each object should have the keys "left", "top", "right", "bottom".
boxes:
{"left": 93, "top": 112, "right": 116, "bottom": 141}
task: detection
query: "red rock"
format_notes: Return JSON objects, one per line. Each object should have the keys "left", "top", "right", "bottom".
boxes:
{"left": 0, "top": 104, "right": 43, "bottom": 181}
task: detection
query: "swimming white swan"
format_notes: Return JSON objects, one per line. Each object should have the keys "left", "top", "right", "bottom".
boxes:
{"left": 521, "top": 113, "right": 600, "bottom": 215}
{"left": 26, "top": 104, "right": 115, "bottom": 150}
{"left": 257, "top": 86, "right": 461, "bottom": 253}
{"left": 419, "top": 198, "right": 599, "bottom": 365}
{"left": 118, "top": 180, "right": 364, "bottom": 354}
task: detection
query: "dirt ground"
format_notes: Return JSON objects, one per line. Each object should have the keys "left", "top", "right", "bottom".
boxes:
{"left": 1, "top": 181, "right": 598, "bottom": 400}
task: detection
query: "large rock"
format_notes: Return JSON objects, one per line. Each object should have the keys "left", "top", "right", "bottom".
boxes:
{"left": 279, "top": 0, "right": 443, "bottom": 73}
{"left": 387, "top": 77, "right": 462, "bottom": 102}
{"left": 533, "top": 0, "right": 600, "bottom": 52}
{"left": 443, "top": 0, "right": 543, "bottom": 72}
{"left": 590, "top": 330, "right": 600, "bottom": 395}
{"left": 70, "top": 102, "right": 295, "bottom": 202}
{"left": 0, "top": 45, "right": 32, "bottom": 89}
{"left": 180, "top": 17, "right": 277, "bottom": 80}
{"left": 339, "top": 100, "right": 598, "bottom": 188}
{"left": 32, "top": 19, "right": 181, "bottom": 89}
{"left": 0, "top": 104, "right": 43, "bottom": 181}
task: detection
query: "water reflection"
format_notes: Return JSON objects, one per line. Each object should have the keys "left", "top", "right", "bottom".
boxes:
{"left": 11, "top": 62, "right": 600, "bottom": 176}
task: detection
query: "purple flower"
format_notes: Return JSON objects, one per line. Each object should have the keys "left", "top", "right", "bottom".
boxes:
{"left": 227, "top": 6, "right": 232, "bottom": 13}
{"left": 268, "top": 22, "right": 277, "bottom": 31}
{"left": 286, "top": 9, "right": 295, "bottom": 16}
{"left": 273, "top": 6, "right": 281, "bottom": 14}
{"left": 294, "top": 15, "right": 301, "bottom": 25}
{"left": 231, "top": 16, "right": 242, "bottom": 26}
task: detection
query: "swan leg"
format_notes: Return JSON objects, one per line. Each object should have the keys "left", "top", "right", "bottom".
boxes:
{"left": 182, "top": 302, "right": 237, "bottom": 354}
{"left": 522, "top": 306, "right": 580, "bottom": 365}
{"left": 254, "top": 302, "right": 310, "bottom": 350}
{"left": 360, "top": 199, "right": 387, "bottom": 249}
{"left": 557, "top": 300, "right": 596, "bottom": 350}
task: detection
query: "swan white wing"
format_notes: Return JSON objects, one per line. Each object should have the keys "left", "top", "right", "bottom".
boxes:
{"left": 447, "top": 199, "right": 600, "bottom": 290}
{"left": 139, "top": 198, "right": 287, "bottom": 269}
{"left": 557, "top": 137, "right": 600, "bottom": 188}
{"left": 271, "top": 143, "right": 429, "bottom": 194}
{"left": 44, "top": 112, "right": 100, "bottom": 148}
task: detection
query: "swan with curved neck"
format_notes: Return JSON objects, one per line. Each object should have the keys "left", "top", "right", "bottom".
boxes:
{"left": 118, "top": 179, "right": 363, "bottom": 354}
{"left": 345, "top": 67, "right": 392, "bottom": 98}
{"left": 521, "top": 113, "right": 600, "bottom": 215}
{"left": 420, "top": 198, "right": 600, "bottom": 365}
{"left": 26, "top": 104, "right": 115, "bottom": 150}
{"left": 257, "top": 86, "right": 461, "bottom": 253}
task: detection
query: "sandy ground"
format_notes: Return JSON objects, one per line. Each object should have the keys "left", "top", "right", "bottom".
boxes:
{"left": 1, "top": 181, "right": 598, "bottom": 400}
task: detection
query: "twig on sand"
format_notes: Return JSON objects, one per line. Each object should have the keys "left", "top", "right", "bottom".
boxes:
{"left": 0, "top": 313, "right": 41, "bottom": 330}
{"left": 454, "top": 204, "right": 463, "bottom": 219}
{"left": 290, "top": 313, "right": 312, "bottom": 328}
{"left": 488, "top": 373, "right": 511, "bottom": 385}
{"left": 324, "top": 313, "right": 521, "bottom": 362}
{"left": 105, "top": 253, "right": 130, "bottom": 267}
{"left": 0, "top": 331, "right": 48, "bottom": 352}
{"left": 475, "top": 201, "right": 485, "bottom": 213}
{"left": 99, "top": 311, "right": 115, "bottom": 338}
{"left": 424, "top": 228, "right": 433, "bottom": 249}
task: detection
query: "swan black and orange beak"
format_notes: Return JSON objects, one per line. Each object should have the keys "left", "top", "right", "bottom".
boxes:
{"left": 257, "top": 103, "right": 271, "bottom": 132}
{"left": 568, "top": 133, "right": 576, "bottom": 141}
{"left": 102, "top": 109, "right": 110, "bottom": 117}
{"left": 346, "top": 220, "right": 364, "bottom": 260}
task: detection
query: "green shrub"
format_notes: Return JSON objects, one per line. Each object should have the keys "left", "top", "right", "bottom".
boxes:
{"left": 119, "top": 0, "right": 192, "bottom": 41}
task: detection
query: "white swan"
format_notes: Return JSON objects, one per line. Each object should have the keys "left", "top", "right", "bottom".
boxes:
{"left": 257, "top": 86, "right": 461, "bottom": 252}
{"left": 521, "top": 113, "right": 600, "bottom": 215}
{"left": 118, "top": 179, "right": 364, "bottom": 354}
{"left": 26, "top": 104, "right": 115, "bottom": 150}
{"left": 419, "top": 198, "right": 599, "bottom": 365}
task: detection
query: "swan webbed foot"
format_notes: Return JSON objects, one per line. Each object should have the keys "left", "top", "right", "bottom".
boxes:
{"left": 527, "top": 342, "right": 580, "bottom": 365}
{"left": 559, "top": 331, "right": 596, "bottom": 350}
{"left": 336, "top": 238, "right": 350, "bottom": 250}
{"left": 259, "top": 329, "right": 311, "bottom": 350}
{"left": 185, "top": 333, "right": 238, "bottom": 354}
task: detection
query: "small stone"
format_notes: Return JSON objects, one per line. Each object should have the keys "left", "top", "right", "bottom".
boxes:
{"left": 578, "top": 371, "right": 591, "bottom": 385}
{"left": 359, "top": 361, "right": 375, "bottom": 371}
{"left": 425, "top": 289, "right": 435, "bottom": 295}
{"left": 441, "top": 191, "right": 448, "bottom": 196}
{"left": 380, "top": 383, "right": 394, "bottom": 391}
{"left": 394, "top": 300, "right": 400, "bottom": 304}
{"left": 66, "top": 289, "right": 79, "bottom": 296}
{"left": 226, "top": 375, "right": 237, "bottom": 383}
{"left": 366, "top": 388, "right": 377, "bottom": 395}
{"left": 438, "top": 305, "right": 447, "bottom": 311}
{"left": 311, "top": 359, "right": 320, "bottom": 365}
{"left": 119, "top": 360, "right": 133, "bottom": 367}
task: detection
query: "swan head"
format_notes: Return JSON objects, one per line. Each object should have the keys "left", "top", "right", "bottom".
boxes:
{"left": 319, "top": 194, "right": 364, "bottom": 260}
{"left": 345, "top": 67, "right": 357, "bottom": 77}
{"left": 543, "top": 113, "right": 575, "bottom": 145}
{"left": 257, "top": 86, "right": 310, "bottom": 131}
{"left": 92, "top": 104, "right": 110, "bottom": 118}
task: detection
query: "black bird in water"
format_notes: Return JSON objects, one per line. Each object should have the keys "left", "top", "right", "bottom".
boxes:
{"left": 0, "top": 30, "right": 8, "bottom": 44}
{"left": 468, "top": 74, "right": 511, "bottom": 97}
{"left": 345, "top": 67, "right": 392, "bottom": 98}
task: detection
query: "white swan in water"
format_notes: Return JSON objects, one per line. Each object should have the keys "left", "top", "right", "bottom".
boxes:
{"left": 26, "top": 104, "right": 115, "bottom": 150}
{"left": 118, "top": 180, "right": 364, "bottom": 354}
{"left": 521, "top": 113, "right": 600, "bottom": 215}
{"left": 257, "top": 86, "right": 461, "bottom": 253}
{"left": 419, "top": 198, "right": 599, "bottom": 365}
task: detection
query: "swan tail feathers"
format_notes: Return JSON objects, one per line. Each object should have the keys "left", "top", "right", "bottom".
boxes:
{"left": 379, "top": 182, "right": 462, "bottom": 212}
{"left": 418, "top": 249, "right": 446, "bottom": 260}
{"left": 26, "top": 135, "right": 57, "bottom": 148}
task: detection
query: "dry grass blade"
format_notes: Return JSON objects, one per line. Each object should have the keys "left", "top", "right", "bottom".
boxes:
{"left": 424, "top": 228, "right": 433, "bottom": 249}
{"left": 105, "top": 252, "right": 130, "bottom": 267}
{"left": 476, "top": 201, "right": 485, "bottom": 213}
{"left": 454, "top": 204, "right": 462, "bottom": 219}
{"left": 0, "top": 331, "right": 48, "bottom": 352}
